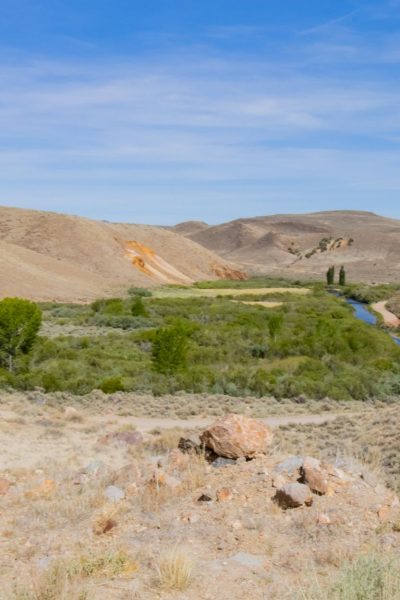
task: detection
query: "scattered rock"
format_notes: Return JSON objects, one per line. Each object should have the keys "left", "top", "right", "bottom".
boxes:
{"left": 104, "top": 485, "right": 125, "bottom": 503}
{"left": 198, "top": 493, "right": 213, "bottom": 502}
{"left": 273, "top": 456, "right": 304, "bottom": 474}
{"left": 300, "top": 457, "right": 329, "bottom": 495}
{"left": 377, "top": 505, "right": 391, "bottom": 522}
{"left": 178, "top": 433, "right": 203, "bottom": 454}
{"left": 212, "top": 457, "right": 237, "bottom": 468}
{"left": 216, "top": 488, "right": 233, "bottom": 502}
{"left": 0, "top": 478, "right": 11, "bottom": 495}
{"left": 85, "top": 460, "right": 107, "bottom": 477}
{"left": 274, "top": 483, "right": 313, "bottom": 509}
{"left": 317, "top": 513, "right": 332, "bottom": 525}
{"left": 200, "top": 414, "right": 273, "bottom": 459}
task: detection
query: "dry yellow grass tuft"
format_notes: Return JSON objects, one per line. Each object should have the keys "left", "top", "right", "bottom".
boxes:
{"left": 156, "top": 548, "right": 195, "bottom": 591}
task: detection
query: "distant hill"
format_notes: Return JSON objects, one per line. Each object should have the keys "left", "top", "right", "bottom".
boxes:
{"left": 177, "top": 211, "right": 400, "bottom": 283}
{"left": 0, "top": 206, "right": 244, "bottom": 302}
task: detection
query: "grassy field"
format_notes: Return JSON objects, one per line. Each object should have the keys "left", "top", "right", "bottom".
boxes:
{"left": 152, "top": 286, "right": 310, "bottom": 299}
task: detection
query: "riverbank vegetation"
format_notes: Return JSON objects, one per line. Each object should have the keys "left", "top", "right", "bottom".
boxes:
{"left": 0, "top": 280, "right": 399, "bottom": 401}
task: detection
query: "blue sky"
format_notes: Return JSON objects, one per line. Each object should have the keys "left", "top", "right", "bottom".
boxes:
{"left": 1, "top": 1, "right": 400, "bottom": 223}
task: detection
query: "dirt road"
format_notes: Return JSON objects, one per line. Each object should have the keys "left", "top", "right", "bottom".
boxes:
{"left": 130, "top": 412, "right": 344, "bottom": 432}
{"left": 371, "top": 301, "right": 400, "bottom": 328}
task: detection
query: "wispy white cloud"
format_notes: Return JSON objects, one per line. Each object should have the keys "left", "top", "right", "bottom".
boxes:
{"left": 1, "top": 18, "right": 400, "bottom": 223}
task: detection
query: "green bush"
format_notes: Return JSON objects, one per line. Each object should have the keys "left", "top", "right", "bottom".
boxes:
{"left": 99, "top": 376, "right": 125, "bottom": 393}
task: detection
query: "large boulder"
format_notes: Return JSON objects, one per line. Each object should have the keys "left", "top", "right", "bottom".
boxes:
{"left": 200, "top": 414, "right": 273, "bottom": 459}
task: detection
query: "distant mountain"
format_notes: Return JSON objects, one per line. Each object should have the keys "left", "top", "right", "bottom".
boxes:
{"left": 0, "top": 206, "right": 244, "bottom": 302}
{"left": 176, "top": 211, "right": 400, "bottom": 283}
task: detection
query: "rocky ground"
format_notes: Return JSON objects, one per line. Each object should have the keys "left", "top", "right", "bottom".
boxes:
{"left": 1, "top": 401, "right": 400, "bottom": 599}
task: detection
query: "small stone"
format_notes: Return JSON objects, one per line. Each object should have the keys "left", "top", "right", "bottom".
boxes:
{"left": 378, "top": 506, "right": 391, "bottom": 522}
{"left": 178, "top": 434, "right": 203, "bottom": 454}
{"left": 0, "top": 478, "right": 11, "bottom": 495}
{"left": 216, "top": 488, "right": 233, "bottom": 502}
{"left": 198, "top": 493, "right": 213, "bottom": 502}
{"left": 232, "top": 520, "right": 242, "bottom": 530}
{"left": 274, "top": 483, "right": 313, "bottom": 509}
{"left": 317, "top": 513, "right": 332, "bottom": 525}
{"left": 273, "top": 456, "right": 304, "bottom": 474}
{"left": 212, "top": 457, "right": 237, "bottom": 468}
{"left": 104, "top": 485, "right": 125, "bottom": 503}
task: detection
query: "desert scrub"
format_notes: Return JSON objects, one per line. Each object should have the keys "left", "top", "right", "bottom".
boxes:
{"left": 300, "top": 553, "right": 400, "bottom": 599}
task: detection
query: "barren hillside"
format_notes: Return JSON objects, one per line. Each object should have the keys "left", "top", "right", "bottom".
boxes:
{"left": 0, "top": 206, "right": 244, "bottom": 302}
{"left": 181, "top": 210, "right": 400, "bottom": 283}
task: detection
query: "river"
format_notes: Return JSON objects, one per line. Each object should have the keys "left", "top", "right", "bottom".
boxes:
{"left": 344, "top": 297, "right": 400, "bottom": 346}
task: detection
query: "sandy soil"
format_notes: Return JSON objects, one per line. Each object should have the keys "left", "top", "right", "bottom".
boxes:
{"left": 372, "top": 300, "right": 400, "bottom": 328}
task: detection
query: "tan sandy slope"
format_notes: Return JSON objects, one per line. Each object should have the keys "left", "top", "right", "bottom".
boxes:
{"left": 0, "top": 206, "right": 244, "bottom": 302}
{"left": 174, "top": 210, "right": 400, "bottom": 283}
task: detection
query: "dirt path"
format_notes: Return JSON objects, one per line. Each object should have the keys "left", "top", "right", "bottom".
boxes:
{"left": 0, "top": 410, "right": 347, "bottom": 470}
{"left": 371, "top": 301, "right": 400, "bottom": 328}
{"left": 130, "top": 412, "right": 345, "bottom": 432}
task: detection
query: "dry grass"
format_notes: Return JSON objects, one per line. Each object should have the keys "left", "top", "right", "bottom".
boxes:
{"left": 299, "top": 553, "right": 400, "bottom": 600}
{"left": 9, "top": 549, "right": 138, "bottom": 600}
{"left": 274, "top": 406, "right": 400, "bottom": 490}
{"left": 156, "top": 548, "right": 195, "bottom": 591}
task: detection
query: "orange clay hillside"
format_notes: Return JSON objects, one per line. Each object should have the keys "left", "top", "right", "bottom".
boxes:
{"left": 0, "top": 206, "right": 245, "bottom": 302}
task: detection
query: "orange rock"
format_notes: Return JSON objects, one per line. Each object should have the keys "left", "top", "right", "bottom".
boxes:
{"left": 0, "top": 478, "right": 10, "bottom": 495}
{"left": 300, "top": 457, "right": 329, "bottom": 495}
{"left": 200, "top": 414, "right": 273, "bottom": 459}
{"left": 25, "top": 479, "right": 56, "bottom": 500}
{"left": 216, "top": 488, "right": 233, "bottom": 502}
{"left": 377, "top": 505, "right": 391, "bottom": 522}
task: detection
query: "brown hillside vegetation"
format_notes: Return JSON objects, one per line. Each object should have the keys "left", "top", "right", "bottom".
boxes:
{"left": 179, "top": 210, "right": 400, "bottom": 282}
{"left": 0, "top": 206, "right": 244, "bottom": 302}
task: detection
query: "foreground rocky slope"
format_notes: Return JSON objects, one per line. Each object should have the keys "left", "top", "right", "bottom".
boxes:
{"left": 1, "top": 403, "right": 399, "bottom": 599}
{"left": 174, "top": 210, "right": 400, "bottom": 282}
{"left": 0, "top": 206, "right": 244, "bottom": 301}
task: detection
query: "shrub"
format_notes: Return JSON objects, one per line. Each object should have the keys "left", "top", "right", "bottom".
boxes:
{"left": 99, "top": 376, "right": 125, "bottom": 393}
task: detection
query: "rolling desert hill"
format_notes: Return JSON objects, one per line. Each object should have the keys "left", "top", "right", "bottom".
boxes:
{"left": 176, "top": 210, "right": 400, "bottom": 283}
{"left": 0, "top": 206, "right": 244, "bottom": 302}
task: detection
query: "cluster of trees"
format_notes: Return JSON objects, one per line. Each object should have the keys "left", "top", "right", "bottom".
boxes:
{"left": 326, "top": 266, "right": 346, "bottom": 286}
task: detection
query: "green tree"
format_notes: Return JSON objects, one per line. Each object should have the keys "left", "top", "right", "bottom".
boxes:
{"left": 326, "top": 266, "right": 335, "bottom": 285}
{"left": 0, "top": 298, "right": 42, "bottom": 372}
{"left": 339, "top": 265, "right": 346, "bottom": 286}
{"left": 131, "top": 296, "right": 149, "bottom": 317}
{"left": 151, "top": 322, "right": 189, "bottom": 374}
